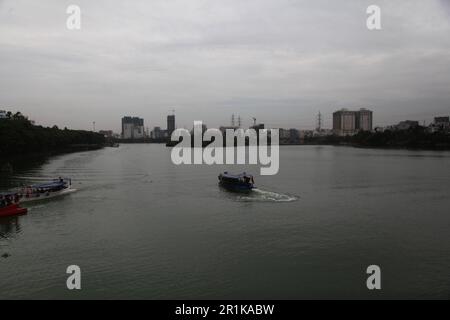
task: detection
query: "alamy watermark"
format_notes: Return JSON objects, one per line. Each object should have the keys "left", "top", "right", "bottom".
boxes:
{"left": 366, "top": 265, "right": 381, "bottom": 290}
{"left": 367, "top": 5, "right": 382, "bottom": 30}
{"left": 65, "top": 4, "right": 381, "bottom": 31}
{"left": 66, "top": 5, "right": 81, "bottom": 30}
{"left": 66, "top": 265, "right": 81, "bottom": 290}
{"left": 170, "top": 121, "right": 279, "bottom": 175}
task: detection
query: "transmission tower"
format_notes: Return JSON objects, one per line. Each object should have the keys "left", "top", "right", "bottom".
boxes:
{"left": 316, "top": 111, "right": 323, "bottom": 131}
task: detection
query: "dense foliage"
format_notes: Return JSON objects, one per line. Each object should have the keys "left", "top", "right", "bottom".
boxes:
{"left": 351, "top": 127, "right": 450, "bottom": 148}
{"left": 305, "top": 126, "right": 450, "bottom": 149}
{"left": 0, "top": 112, "right": 105, "bottom": 156}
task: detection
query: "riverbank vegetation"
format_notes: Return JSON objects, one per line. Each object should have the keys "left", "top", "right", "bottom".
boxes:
{"left": 0, "top": 112, "right": 105, "bottom": 157}
{"left": 305, "top": 126, "right": 450, "bottom": 149}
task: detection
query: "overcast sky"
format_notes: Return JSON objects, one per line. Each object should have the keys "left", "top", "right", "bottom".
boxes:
{"left": 1, "top": 0, "right": 449, "bottom": 131}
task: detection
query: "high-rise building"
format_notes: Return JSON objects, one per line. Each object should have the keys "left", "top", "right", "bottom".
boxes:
{"left": 333, "top": 109, "right": 356, "bottom": 136}
{"left": 0, "top": 110, "right": 7, "bottom": 119}
{"left": 333, "top": 108, "right": 373, "bottom": 136}
{"left": 355, "top": 108, "right": 373, "bottom": 132}
{"left": 150, "top": 126, "right": 168, "bottom": 140}
{"left": 121, "top": 116, "right": 144, "bottom": 139}
{"left": 167, "top": 114, "right": 175, "bottom": 137}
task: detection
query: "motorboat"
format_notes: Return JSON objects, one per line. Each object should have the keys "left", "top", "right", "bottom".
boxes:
{"left": 17, "top": 178, "right": 76, "bottom": 203}
{"left": 0, "top": 203, "right": 28, "bottom": 218}
{"left": 218, "top": 172, "right": 255, "bottom": 192}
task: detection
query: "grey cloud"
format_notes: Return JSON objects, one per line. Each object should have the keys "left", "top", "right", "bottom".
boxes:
{"left": 0, "top": 0, "right": 449, "bottom": 131}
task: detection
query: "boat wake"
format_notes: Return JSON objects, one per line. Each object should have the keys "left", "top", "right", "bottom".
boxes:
{"left": 237, "top": 188, "right": 298, "bottom": 203}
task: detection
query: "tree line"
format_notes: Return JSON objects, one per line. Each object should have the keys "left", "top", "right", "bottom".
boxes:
{"left": 0, "top": 112, "right": 105, "bottom": 156}
{"left": 305, "top": 126, "right": 450, "bottom": 149}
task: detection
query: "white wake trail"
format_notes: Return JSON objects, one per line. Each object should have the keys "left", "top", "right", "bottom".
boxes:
{"left": 237, "top": 188, "right": 298, "bottom": 202}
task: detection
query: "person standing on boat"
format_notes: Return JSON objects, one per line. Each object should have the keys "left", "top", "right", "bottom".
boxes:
{"left": 5, "top": 195, "right": 12, "bottom": 205}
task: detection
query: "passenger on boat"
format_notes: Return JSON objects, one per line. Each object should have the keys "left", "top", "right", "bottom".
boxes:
{"left": 0, "top": 197, "right": 6, "bottom": 208}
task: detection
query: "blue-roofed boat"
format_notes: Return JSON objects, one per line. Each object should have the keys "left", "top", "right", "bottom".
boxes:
{"left": 218, "top": 172, "right": 255, "bottom": 192}
{"left": 16, "top": 177, "right": 76, "bottom": 203}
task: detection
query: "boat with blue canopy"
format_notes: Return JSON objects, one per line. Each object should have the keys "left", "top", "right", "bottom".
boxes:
{"left": 15, "top": 177, "right": 76, "bottom": 203}
{"left": 218, "top": 172, "right": 255, "bottom": 192}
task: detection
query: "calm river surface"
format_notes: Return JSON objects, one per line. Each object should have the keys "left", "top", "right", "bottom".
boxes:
{"left": 1, "top": 145, "right": 449, "bottom": 299}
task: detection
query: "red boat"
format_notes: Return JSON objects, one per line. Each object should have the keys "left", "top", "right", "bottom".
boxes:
{"left": 0, "top": 203, "right": 28, "bottom": 218}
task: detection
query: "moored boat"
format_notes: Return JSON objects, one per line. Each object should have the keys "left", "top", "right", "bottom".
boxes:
{"left": 218, "top": 172, "right": 255, "bottom": 192}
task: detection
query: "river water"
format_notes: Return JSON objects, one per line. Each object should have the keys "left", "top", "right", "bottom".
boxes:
{"left": 0, "top": 145, "right": 449, "bottom": 299}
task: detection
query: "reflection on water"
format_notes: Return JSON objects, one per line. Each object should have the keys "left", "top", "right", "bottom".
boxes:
{"left": 0, "top": 216, "right": 21, "bottom": 240}
{"left": 0, "top": 156, "right": 41, "bottom": 244}
{"left": 0, "top": 154, "right": 51, "bottom": 190}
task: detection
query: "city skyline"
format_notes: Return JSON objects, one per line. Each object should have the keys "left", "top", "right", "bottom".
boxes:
{"left": 1, "top": 0, "right": 450, "bottom": 132}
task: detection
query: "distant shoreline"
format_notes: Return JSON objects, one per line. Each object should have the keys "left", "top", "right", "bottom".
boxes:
{"left": 118, "top": 139, "right": 450, "bottom": 151}
{"left": 116, "top": 126, "right": 450, "bottom": 151}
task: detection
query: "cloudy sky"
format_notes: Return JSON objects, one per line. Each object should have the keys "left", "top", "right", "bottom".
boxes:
{"left": 0, "top": 0, "right": 449, "bottom": 131}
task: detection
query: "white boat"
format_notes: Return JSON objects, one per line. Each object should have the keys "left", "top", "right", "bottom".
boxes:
{"left": 16, "top": 178, "right": 76, "bottom": 203}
